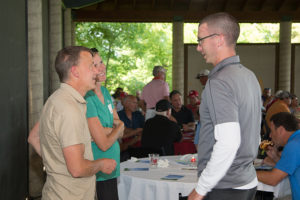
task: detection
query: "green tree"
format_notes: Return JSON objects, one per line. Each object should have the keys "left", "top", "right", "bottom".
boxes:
{"left": 75, "top": 22, "right": 172, "bottom": 95}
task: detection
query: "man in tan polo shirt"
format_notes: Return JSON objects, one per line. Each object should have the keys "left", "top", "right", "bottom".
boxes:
{"left": 39, "top": 46, "right": 117, "bottom": 199}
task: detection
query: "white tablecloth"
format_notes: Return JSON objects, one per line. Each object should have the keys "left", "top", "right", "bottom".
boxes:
{"left": 118, "top": 156, "right": 291, "bottom": 200}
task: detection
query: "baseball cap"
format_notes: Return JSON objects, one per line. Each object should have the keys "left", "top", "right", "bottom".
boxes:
{"left": 188, "top": 90, "right": 199, "bottom": 97}
{"left": 153, "top": 66, "right": 166, "bottom": 76}
{"left": 119, "top": 92, "right": 128, "bottom": 98}
{"left": 196, "top": 69, "right": 210, "bottom": 79}
{"left": 156, "top": 99, "right": 171, "bottom": 112}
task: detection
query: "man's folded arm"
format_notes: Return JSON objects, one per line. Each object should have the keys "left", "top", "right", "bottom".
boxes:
{"left": 63, "top": 144, "right": 116, "bottom": 178}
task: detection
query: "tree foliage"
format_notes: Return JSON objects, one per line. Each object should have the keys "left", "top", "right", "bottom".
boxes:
{"left": 75, "top": 22, "right": 172, "bottom": 95}
{"left": 76, "top": 22, "right": 300, "bottom": 95}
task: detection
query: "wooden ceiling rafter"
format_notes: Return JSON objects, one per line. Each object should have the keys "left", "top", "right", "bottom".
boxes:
{"left": 240, "top": 0, "right": 248, "bottom": 11}
{"left": 188, "top": 0, "right": 194, "bottom": 11}
{"left": 170, "top": 0, "right": 175, "bottom": 9}
{"left": 73, "top": 0, "right": 300, "bottom": 22}
{"left": 133, "top": 0, "right": 137, "bottom": 9}
{"left": 114, "top": 0, "right": 118, "bottom": 9}
{"left": 205, "top": 0, "right": 211, "bottom": 11}
{"left": 75, "top": 9, "right": 300, "bottom": 23}
{"left": 151, "top": 0, "right": 156, "bottom": 9}
{"left": 276, "top": 0, "right": 287, "bottom": 11}
{"left": 258, "top": 0, "right": 267, "bottom": 11}
{"left": 296, "top": 1, "right": 300, "bottom": 12}
{"left": 222, "top": 0, "right": 230, "bottom": 11}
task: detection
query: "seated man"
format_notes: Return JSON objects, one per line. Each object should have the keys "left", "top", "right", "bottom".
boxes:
{"left": 170, "top": 90, "right": 195, "bottom": 132}
{"left": 257, "top": 112, "right": 300, "bottom": 200}
{"left": 141, "top": 99, "right": 182, "bottom": 155}
{"left": 264, "top": 91, "right": 291, "bottom": 139}
{"left": 118, "top": 95, "right": 145, "bottom": 160}
{"left": 186, "top": 90, "right": 200, "bottom": 121}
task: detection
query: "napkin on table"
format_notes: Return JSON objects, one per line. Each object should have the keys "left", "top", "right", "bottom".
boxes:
{"left": 157, "top": 159, "right": 169, "bottom": 168}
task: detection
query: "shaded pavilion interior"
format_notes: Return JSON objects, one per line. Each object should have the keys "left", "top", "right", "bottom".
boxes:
{"left": 0, "top": 0, "right": 300, "bottom": 199}
{"left": 73, "top": 0, "right": 300, "bottom": 22}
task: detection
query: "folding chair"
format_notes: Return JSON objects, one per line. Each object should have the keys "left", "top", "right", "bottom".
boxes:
{"left": 179, "top": 193, "right": 188, "bottom": 200}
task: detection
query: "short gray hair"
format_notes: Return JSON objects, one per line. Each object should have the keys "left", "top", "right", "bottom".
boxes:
{"left": 152, "top": 66, "right": 166, "bottom": 76}
{"left": 277, "top": 91, "right": 291, "bottom": 100}
{"left": 123, "top": 95, "right": 136, "bottom": 104}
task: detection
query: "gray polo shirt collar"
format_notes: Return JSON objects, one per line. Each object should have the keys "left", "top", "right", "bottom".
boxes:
{"left": 208, "top": 55, "right": 240, "bottom": 78}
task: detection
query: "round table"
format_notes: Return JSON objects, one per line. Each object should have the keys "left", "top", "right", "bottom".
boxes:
{"left": 118, "top": 155, "right": 197, "bottom": 200}
{"left": 118, "top": 156, "right": 291, "bottom": 200}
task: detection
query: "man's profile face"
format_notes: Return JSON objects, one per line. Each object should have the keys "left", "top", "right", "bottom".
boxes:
{"left": 197, "top": 23, "right": 219, "bottom": 66}
{"left": 171, "top": 93, "right": 182, "bottom": 110}
{"left": 292, "top": 97, "right": 298, "bottom": 107}
{"left": 189, "top": 96, "right": 199, "bottom": 105}
{"left": 263, "top": 89, "right": 271, "bottom": 97}
{"left": 77, "top": 51, "right": 96, "bottom": 91}
{"left": 126, "top": 97, "right": 138, "bottom": 112}
{"left": 199, "top": 76, "right": 208, "bottom": 86}
{"left": 158, "top": 71, "right": 166, "bottom": 80}
{"left": 283, "top": 97, "right": 292, "bottom": 106}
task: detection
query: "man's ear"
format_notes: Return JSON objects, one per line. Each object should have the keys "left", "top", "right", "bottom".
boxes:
{"left": 278, "top": 126, "right": 285, "bottom": 136}
{"left": 167, "top": 109, "right": 171, "bottom": 116}
{"left": 218, "top": 34, "right": 225, "bottom": 47}
{"left": 70, "top": 66, "right": 79, "bottom": 78}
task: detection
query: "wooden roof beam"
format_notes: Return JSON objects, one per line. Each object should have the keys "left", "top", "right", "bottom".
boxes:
{"left": 188, "top": 0, "right": 194, "bottom": 11}
{"left": 240, "top": 0, "right": 248, "bottom": 11}
{"left": 222, "top": 0, "right": 230, "bottom": 11}
{"left": 170, "top": 0, "right": 174, "bottom": 9}
{"left": 152, "top": 0, "right": 156, "bottom": 9}
{"left": 258, "top": 0, "right": 267, "bottom": 11}
{"left": 205, "top": 0, "right": 211, "bottom": 11}
{"left": 74, "top": 10, "right": 300, "bottom": 22}
{"left": 114, "top": 0, "right": 118, "bottom": 9}
{"left": 295, "top": 1, "right": 300, "bottom": 12}
{"left": 276, "top": 0, "right": 287, "bottom": 11}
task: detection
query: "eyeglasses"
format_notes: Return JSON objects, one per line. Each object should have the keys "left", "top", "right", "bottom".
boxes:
{"left": 197, "top": 33, "right": 219, "bottom": 45}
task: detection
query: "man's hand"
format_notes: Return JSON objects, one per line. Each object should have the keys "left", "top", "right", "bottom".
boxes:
{"left": 136, "top": 134, "right": 142, "bottom": 142}
{"left": 183, "top": 122, "right": 196, "bottom": 132}
{"left": 169, "top": 115, "right": 177, "bottom": 123}
{"left": 136, "top": 128, "right": 143, "bottom": 136}
{"left": 28, "top": 121, "right": 41, "bottom": 156}
{"left": 263, "top": 156, "right": 276, "bottom": 167}
{"left": 188, "top": 189, "right": 204, "bottom": 200}
{"left": 266, "top": 145, "right": 281, "bottom": 163}
{"left": 98, "top": 158, "right": 117, "bottom": 174}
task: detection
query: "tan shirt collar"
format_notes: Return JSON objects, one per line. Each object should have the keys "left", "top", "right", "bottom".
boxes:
{"left": 60, "top": 83, "right": 86, "bottom": 104}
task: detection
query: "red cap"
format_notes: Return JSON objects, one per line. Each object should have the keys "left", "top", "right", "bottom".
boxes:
{"left": 188, "top": 90, "right": 199, "bottom": 97}
{"left": 119, "top": 92, "right": 128, "bottom": 98}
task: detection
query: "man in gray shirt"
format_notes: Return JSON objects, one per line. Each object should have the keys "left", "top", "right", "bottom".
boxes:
{"left": 188, "top": 13, "right": 261, "bottom": 200}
